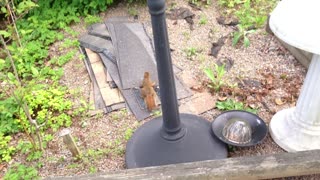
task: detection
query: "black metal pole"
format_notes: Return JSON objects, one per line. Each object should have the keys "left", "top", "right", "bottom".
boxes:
{"left": 147, "top": 0, "right": 184, "bottom": 139}
{"left": 125, "top": 0, "right": 227, "bottom": 168}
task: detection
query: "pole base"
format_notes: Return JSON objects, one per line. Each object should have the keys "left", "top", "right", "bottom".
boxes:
{"left": 270, "top": 108, "right": 320, "bottom": 152}
{"left": 125, "top": 113, "right": 227, "bottom": 168}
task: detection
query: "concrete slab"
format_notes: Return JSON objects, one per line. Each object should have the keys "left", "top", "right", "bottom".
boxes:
{"left": 179, "top": 92, "right": 215, "bottom": 115}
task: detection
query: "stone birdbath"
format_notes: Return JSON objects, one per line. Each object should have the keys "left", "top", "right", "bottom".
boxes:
{"left": 269, "top": 0, "right": 320, "bottom": 152}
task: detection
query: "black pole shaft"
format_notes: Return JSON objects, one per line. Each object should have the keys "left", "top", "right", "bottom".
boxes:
{"left": 147, "top": 0, "right": 182, "bottom": 136}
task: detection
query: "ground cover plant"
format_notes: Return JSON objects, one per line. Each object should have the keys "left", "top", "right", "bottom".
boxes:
{"left": 0, "top": 0, "right": 120, "bottom": 178}
{"left": 217, "top": 0, "right": 278, "bottom": 47}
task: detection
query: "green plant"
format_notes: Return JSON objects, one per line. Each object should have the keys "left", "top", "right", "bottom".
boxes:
{"left": 84, "top": 15, "right": 101, "bottom": 26}
{"left": 185, "top": 47, "right": 201, "bottom": 60}
{"left": 89, "top": 166, "right": 97, "bottom": 173}
{"left": 182, "top": 31, "right": 191, "bottom": 40}
{"left": 218, "top": 0, "right": 242, "bottom": 8}
{"left": 4, "top": 164, "right": 39, "bottom": 180}
{"left": 216, "top": 98, "right": 258, "bottom": 114}
{"left": 124, "top": 128, "right": 134, "bottom": 141}
{"left": 227, "top": 144, "right": 236, "bottom": 152}
{"left": 151, "top": 110, "right": 162, "bottom": 117}
{"left": 16, "top": 140, "right": 33, "bottom": 154}
{"left": 218, "top": 0, "right": 277, "bottom": 47}
{"left": 232, "top": 24, "right": 255, "bottom": 47}
{"left": 0, "top": 133, "right": 15, "bottom": 163}
{"left": 189, "top": 0, "right": 211, "bottom": 6}
{"left": 67, "top": 163, "right": 80, "bottom": 169}
{"left": 16, "top": 140, "right": 43, "bottom": 161}
{"left": 50, "top": 50, "right": 77, "bottom": 66}
{"left": 110, "top": 109, "right": 127, "bottom": 121}
{"left": 204, "top": 64, "right": 226, "bottom": 92}
{"left": 0, "top": 0, "right": 116, "bottom": 163}
{"left": 126, "top": 0, "right": 147, "bottom": 4}
{"left": 199, "top": 14, "right": 208, "bottom": 25}
{"left": 60, "top": 39, "right": 80, "bottom": 49}
{"left": 128, "top": 7, "right": 139, "bottom": 17}
{"left": 26, "top": 150, "right": 43, "bottom": 161}
{"left": 186, "top": 47, "right": 197, "bottom": 57}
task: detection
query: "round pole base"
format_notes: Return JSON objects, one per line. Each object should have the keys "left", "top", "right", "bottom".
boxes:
{"left": 125, "top": 113, "right": 227, "bottom": 168}
{"left": 270, "top": 108, "right": 320, "bottom": 152}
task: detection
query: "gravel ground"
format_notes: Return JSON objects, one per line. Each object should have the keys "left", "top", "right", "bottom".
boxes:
{"left": 3, "top": 0, "right": 319, "bottom": 179}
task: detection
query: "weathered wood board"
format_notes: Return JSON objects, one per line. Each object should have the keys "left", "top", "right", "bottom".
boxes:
{"left": 47, "top": 149, "right": 320, "bottom": 180}
{"left": 85, "top": 48, "right": 124, "bottom": 107}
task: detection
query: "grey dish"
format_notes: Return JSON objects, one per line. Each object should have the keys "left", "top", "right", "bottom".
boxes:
{"left": 212, "top": 110, "right": 268, "bottom": 147}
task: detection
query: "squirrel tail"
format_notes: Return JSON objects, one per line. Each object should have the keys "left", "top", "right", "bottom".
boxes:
{"left": 145, "top": 94, "right": 156, "bottom": 111}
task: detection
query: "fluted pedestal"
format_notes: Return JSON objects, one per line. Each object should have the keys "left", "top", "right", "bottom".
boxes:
{"left": 270, "top": 55, "right": 320, "bottom": 152}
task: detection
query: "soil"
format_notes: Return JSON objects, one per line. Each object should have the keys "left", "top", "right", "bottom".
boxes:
{"left": 1, "top": 0, "right": 319, "bottom": 179}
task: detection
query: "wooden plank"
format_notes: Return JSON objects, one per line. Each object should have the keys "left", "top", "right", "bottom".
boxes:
{"left": 85, "top": 48, "right": 100, "bottom": 64}
{"left": 100, "top": 87, "right": 124, "bottom": 106}
{"left": 85, "top": 48, "right": 124, "bottom": 107}
{"left": 83, "top": 48, "right": 105, "bottom": 109}
{"left": 48, "top": 150, "right": 320, "bottom": 180}
{"left": 91, "top": 61, "right": 107, "bottom": 89}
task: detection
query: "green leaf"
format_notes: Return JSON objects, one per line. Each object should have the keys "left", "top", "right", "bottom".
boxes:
{"left": 1, "top": 7, "right": 7, "bottom": 14}
{"left": 204, "top": 68, "right": 215, "bottom": 82}
{"left": 7, "top": 72, "right": 15, "bottom": 81}
{"left": 232, "top": 32, "right": 242, "bottom": 46}
{"left": 215, "top": 64, "right": 226, "bottom": 79}
{"left": 247, "top": 29, "right": 256, "bottom": 34}
{"left": 244, "top": 36, "right": 250, "bottom": 47}
{"left": 0, "top": 30, "right": 10, "bottom": 38}
{"left": 0, "top": 59, "right": 5, "bottom": 70}
{"left": 31, "top": 67, "right": 39, "bottom": 76}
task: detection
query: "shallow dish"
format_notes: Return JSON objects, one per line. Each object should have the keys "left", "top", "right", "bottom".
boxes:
{"left": 212, "top": 110, "right": 268, "bottom": 147}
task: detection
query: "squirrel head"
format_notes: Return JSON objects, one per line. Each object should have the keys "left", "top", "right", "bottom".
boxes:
{"left": 144, "top": 72, "right": 150, "bottom": 78}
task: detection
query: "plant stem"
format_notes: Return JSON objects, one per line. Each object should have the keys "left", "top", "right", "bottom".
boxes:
{"left": 6, "top": 0, "right": 22, "bottom": 47}
{"left": 0, "top": 35, "right": 21, "bottom": 85}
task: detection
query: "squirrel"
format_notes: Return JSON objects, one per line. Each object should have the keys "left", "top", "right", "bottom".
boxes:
{"left": 140, "top": 72, "right": 157, "bottom": 111}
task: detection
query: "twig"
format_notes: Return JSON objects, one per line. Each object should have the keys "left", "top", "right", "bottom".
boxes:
{"left": 6, "top": 0, "right": 22, "bottom": 47}
{"left": 11, "top": 90, "right": 46, "bottom": 151}
{"left": 0, "top": 34, "right": 21, "bottom": 85}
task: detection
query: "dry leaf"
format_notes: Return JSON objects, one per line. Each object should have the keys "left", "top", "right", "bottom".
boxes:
{"left": 218, "top": 96, "right": 228, "bottom": 101}
{"left": 190, "top": 85, "right": 204, "bottom": 92}
{"left": 256, "top": 95, "right": 262, "bottom": 102}
{"left": 275, "top": 98, "right": 285, "bottom": 105}
{"left": 267, "top": 77, "right": 273, "bottom": 84}
{"left": 249, "top": 104, "right": 257, "bottom": 109}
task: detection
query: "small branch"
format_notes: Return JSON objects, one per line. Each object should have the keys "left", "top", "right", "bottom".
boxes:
{"left": 0, "top": 34, "right": 21, "bottom": 85}
{"left": 21, "top": 101, "right": 45, "bottom": 151}
{"left": 10, "top": 87, "right": 45, "bottom": 151}
{"left": 6, "top": 0, "right": 22, "bottom": 47}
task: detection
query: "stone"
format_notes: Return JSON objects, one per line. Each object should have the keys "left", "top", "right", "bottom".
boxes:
{"left": 179, "top": 92, "right": 215, "bottom": 115}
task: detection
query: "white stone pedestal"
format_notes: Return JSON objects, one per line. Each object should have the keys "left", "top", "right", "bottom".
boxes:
{"left": 270, "top": 55, "right": 320, "bottom": 152}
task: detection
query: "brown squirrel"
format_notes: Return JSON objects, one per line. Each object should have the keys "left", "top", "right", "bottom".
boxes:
{"left": 140, "top": 72, "right": 157, "bottom": 111}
